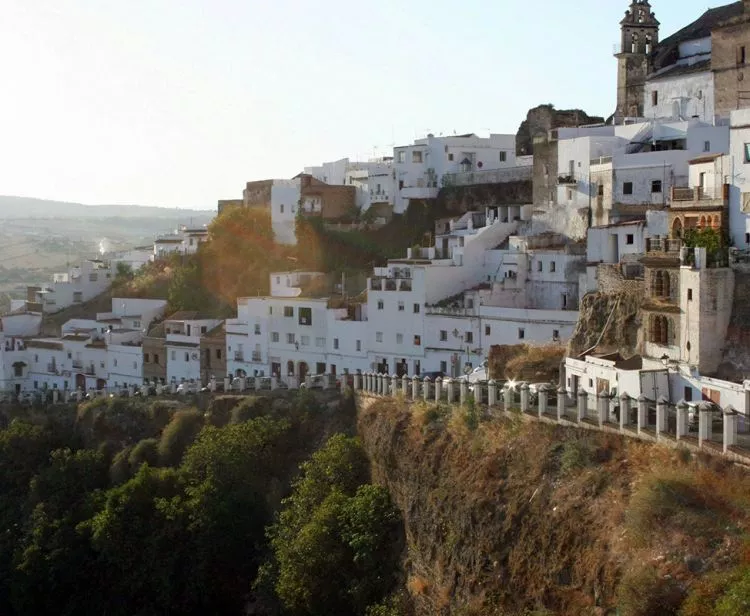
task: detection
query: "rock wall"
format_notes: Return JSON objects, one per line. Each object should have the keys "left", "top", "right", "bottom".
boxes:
{"left": 436, "top": 181, "right": 532, "bottom": 215}
{"left": 567, "top": 291, "right": 643, "bottom": 358}
{"left": 718, "top": 270, "right": 750, "bottom": 381}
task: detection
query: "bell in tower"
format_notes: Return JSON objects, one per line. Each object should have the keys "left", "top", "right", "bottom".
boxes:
{"left": 614, "top": 1, "right": 660, "bottom": 122}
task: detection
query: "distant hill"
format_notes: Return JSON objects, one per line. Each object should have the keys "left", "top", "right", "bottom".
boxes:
{"left": 0, "top": 195, "right": 215, "bottom": 220}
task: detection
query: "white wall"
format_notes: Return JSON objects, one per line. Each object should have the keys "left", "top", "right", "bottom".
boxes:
{"left": 728, "top": 110, "right": 750, "bottom": 247}
{"left": 108, "top": 344, "right": 143, "bottom": 388}
{"left": 643, "top": 72, "right": 715, "bottom": 123}
{"left": 271, "top": 180, "right": 301, "bottom": 245}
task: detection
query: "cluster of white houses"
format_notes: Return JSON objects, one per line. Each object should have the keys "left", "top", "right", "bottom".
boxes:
{"left": 4, "top": 1, "right": 750, "bottom": 413}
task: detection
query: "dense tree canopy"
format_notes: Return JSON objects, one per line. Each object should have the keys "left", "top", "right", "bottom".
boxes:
{"left": 0, "top": 394, "right": 402, "bottom": 615}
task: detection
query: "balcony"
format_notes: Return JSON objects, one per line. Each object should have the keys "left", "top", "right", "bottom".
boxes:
{"left": 557, "top": 175, "right": 577, "bottom": 186}
{"left": 252, "top": 352, "right": 262, "bottom": 362}
{"left": 84, "top": 366, "right": 96, "bottom": 376}
{"left": 72, "top": 360, "right": 83, "bottom": 370}
{"left": 645, "top": 238, "right": 682, "bottom": 254}
{"left": 47, "top": 363, "right": 58, "bottom": 374}
{"left": 234, "top": 352, "right": 244, "bottom": 362}
{"left": 400, "top": 280, "right": 412, "bottom": 291}
{"left": 401, "top": 186, "right": 439, "bottom": 200}
{"left": 441, "top": 165, "right": 532, "bottom": 187}
{"left": 670, "top": 184, "right": 729, "bottom": 209}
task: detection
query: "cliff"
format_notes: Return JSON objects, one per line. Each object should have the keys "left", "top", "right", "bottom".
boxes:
{"left": 358, "top": 396, "right": 750, "bottom": 615}
{"left": 567, "top": 292, "right": 643, "bottom": 359}
{"left": 516, "top": 105, "right": 606, "bottom": 156}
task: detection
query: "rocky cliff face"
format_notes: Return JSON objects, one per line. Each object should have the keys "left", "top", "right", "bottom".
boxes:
{"left": 718, "top": 270, "right": 750, "bottom": 381}
{"left": 357, "top": 396, "right": 750, "bottom": 616}
{"left": 516, "top": 105, "right": 605, "bottom": 156}
{"left": 567, "top": 292, "right": 643, "bottom": 359}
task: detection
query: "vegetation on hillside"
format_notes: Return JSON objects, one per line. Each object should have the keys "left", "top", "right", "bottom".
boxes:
{"left": 0, "top": 391, "right": 402, "bottom": 615}
{"left": 359, "top": 397, "right": 750, "bottom": 616}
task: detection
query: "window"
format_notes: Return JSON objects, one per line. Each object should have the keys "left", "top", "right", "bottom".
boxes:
{"left": 518, "top": 328, "right": 525, "bottom": 340}
{"left": 145, "top": 353, "right": 151, "bottom": 363}
{"left": 399, "top": 180, "right": 404, "bottom": 190}
{"left": 485, "top": 325, "right": 491, "bottom": 336}
{"left": 316, "top": 337, "right": 325, "bottom": 347}
{"left": 466, "top": 298, "right": 474, "bottom": 309}
{"left": 466, "top": 332, "right": 473, "bottom": 344}
{"left": 499, "top": 151, "right": 507, "bottom": 162}
{"left": 14, "top": 365, "right": 22, "bottom": 377}
{"left": 154, "top": 354, "right": 159, "bottom": 365}
{"left": 254, "top": 324, "right": 261, "bottom": 335}
{"left": 298, "top": 307, "right": 312, "bottom": 326}
{"left": 269, "top": 306, "right": 273, "bottom": 315}
{"left": 704, "top": 141, "right": 711, "bottom": 153}
{"left": 301, "top": 336, "right": 310, "bottom": 346}
{"left": 598, "top": 184, "right": 604, "bottom": 196}
{"left": 745, "top": 144, "right": 750, "bottom": 163}
{"left": 448, "top": 153, "right": 454, "bottom": 161}
{"left": 398, "top": 301, "right": 405, "bottom": 312}
{"left": 651, "top": 90, "right": 658, "bottom": 106}
{"left": 283, "top": 306, "right": 294, "bottom": 318}
{"left": 412, "top": 151, "right": 423, "bottom": 163}
{"left": 413, "top": 335, "right": 421, "bottom": 346}
{"left": 396, "top": 334, "right": 403, "bottom": 344}
{"left": 171, "top": 351, "right": 176, "bottom": 361}
{"left": 279, "top": 204, "right": 284, "bottom": 214}
{"left": 216, "top": 349, "right": 222, "bottom": 359}
{"left": 652, "top": 180, "right": 662, "bottom": 194}
{"left": 553, "top": 329, "right": 560, "bottom": 340}
{"left": 684, "top": 386, "right": 693, "bottom": 402}
{"left": 440, "top": 361, "right": 448, "bottom": 373}
{"left": 397, "top": 151, "right": 405, "bottom": 163}
{"left": 286, "top": 333, "right": 295, "bottom": 344}
{"left": 356, "top": 340, "right": 361, "bottom": 352}
{"left": 377, "top": 300, "right": 384, "bottom": 310}
{"left": 376, "top": 332, "right": 383, "bottom": 343}
{"left": 413, "top": 303, "right": 420, "bottom": 314}
{"left": 333, "top": 338, "right": 339, "bottom": 350}
{"left": 440, "top": 330, "right": 448, "bottom": 342}
{"left": 271, "top": 332, "right": 280, "bottom": 343}
{"left": 566, "top": 188, "right": 573, "bottom": 201}
{"left": 113, "top": 359, "right": 118, "bottom": 367}
{"left": 626, "top": 234, "right": 634, "bottom": 245}
{"left": 73, "top": 292, "right": 83, "bottom": 303}
{"left": 201, "top": 326, "right": 207, "bottom": 334}
{"left": 739, "top": 45, "right": 747, "bottom": 65}
{"left": 650, "top": 315, "right": 674, "bottom": 345}
{"left": 34, "top": 354, "right": 38, "bottom": 363}
{"left": 537, "top": 261, "right": 543, "bottom": 272}
{"left": 746, "top": 233, "right": 750, "bottom": 245}
{"left": 184, "top": 352, "right": 189, "bottom": 362}
{"left": 623, "top": 182, "right": 633, "bottom": 195}
{"left": 688, "top": 288, "right": 693, "bottom": 301}
{"left": 550, "top": 261, "right": 556, "bottom": 273}
{"left": 133, "top": 361, "right": 138, "bottom": 369}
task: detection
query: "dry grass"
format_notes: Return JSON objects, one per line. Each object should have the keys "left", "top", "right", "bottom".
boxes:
{"left": 489, "top": 344, "right": 565, "bottom": 383}
{"left": 407, "top": 575, "right": 429, "bottom": 596}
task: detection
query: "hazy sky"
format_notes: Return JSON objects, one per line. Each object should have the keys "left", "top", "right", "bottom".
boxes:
{"left": 0, "top": 0, "right": 720, "bottom": 208}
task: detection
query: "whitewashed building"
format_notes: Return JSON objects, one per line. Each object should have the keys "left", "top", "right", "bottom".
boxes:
{"left": 392, "top": 133, "right": 519, "bottom": 214}
{"left": 164, "top": 315, "right": 223, "bottom": 385}
{"left": 30, "top": 259, "right": 115, "bottom": 314}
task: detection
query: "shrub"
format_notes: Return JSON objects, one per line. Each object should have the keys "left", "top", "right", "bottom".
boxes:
{"left": 680, "top": 568, "right": 743, "bottom": 616}
{"left": 560, "top": 439, "right": 593, "bottom": 474}
{"left": 158, "top": 410, "right": 204, "bottom": 467}
{"left": 617, "top": 564, "right": 684, "bottom": 616}
{"left": 128, "top": 438, "right": 160, "bottom": 470}
{"left": 716, "top": 567, "right": 750, "bottom": 616}
{"left": 110, "top": 446, "right": 133, "bottom": 485}
{"left": 627, "top": 474, "right": 719, "bottom": 546}
{"left": 229, "top": 397, "right": 268, "bottom": 424}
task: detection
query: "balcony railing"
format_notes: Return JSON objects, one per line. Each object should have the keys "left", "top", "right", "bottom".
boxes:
{"left": 234, "top": 352, "right": 244, "bottom": 361}
{"left": 84, "top": 366, "right": 96, "bottom": 376}
{"left": 557, "top": 175, "right": 577, "bottom": 186}
{"left": 671, "top": 184, "right": 729, "bottom": 204}
{"left": 645, "top": 238, "right": 682, "bottom": 254}
{"left": 252, "top": 352, "right": 262, "bottom": 362}
{"left": 72, "top": 360, "right": 83, "bottom": 370}
{"left": 47, "top": 363, "right": 58, "bottom": 374}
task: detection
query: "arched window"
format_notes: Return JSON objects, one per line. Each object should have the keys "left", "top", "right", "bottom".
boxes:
{"left": 650, "top": 315, "right": 674, "bottom": 345}
{"left": 631, "top": 33, "right": 639, "bottom": 54}
{"left": 287, "top": 360, "right": 295, "bottom": 376}
{"left": 699, "top": 216, "right": 707, "bottom": 229}
{"left": 652, "top": 270, "right": 671, "bottom": 299}
{"left": 672, "top": 217, "right": 683, "bottom": 239}
{"left": 645, "top": 34, "right": 652, "bottom": 54}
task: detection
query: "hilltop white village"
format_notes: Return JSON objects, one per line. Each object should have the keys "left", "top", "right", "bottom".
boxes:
{"left": 4, "top": 1, "right": 750, "bottom": 417}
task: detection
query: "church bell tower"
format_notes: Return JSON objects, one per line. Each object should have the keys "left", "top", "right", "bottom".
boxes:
{"left": 615, "top": 1, "right": 660, "bottom": 122}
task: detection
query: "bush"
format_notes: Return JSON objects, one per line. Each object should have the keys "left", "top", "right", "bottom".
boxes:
{"left": 110, "top": 446, "right": 133, "bottom": 485}
{"left": 617, "top": 564, "right": 684, "bottom": 616}
{"left": 560, "top": 439, "right": 593, "bottom": 474}
{"left": 680, "top": 568, "right": 743, "bottom": 616}
{"left": 158, "top": 410, "right": 204, "bottom": 467}
{"left": 716, "top": 567, "right": 750, "bottom": 616}
{"left": 627, "top": 474, "right": 719, "bottom": 546}
{"left": 128, "top": 438, "right": 160, "bottom": 470}
{"left": 230, "top": 397, "right": 268, "bottom": 424}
